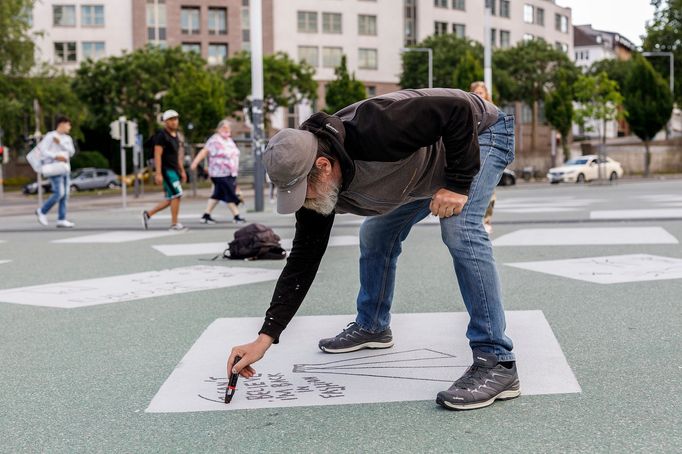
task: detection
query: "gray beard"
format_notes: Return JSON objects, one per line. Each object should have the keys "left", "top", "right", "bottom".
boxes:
{"left": 302, "top": 179, "right": 340, "bottom": 215}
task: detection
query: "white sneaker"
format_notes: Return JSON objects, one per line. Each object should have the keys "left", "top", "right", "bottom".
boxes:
{"left": 36, "top": 209, "right": 48, "bottom": 226}
{"left": 56, "top": 220, "right": 75, "bottom": 228}
{"left": 169, "top": 223, "right": 187, "bottom": 231}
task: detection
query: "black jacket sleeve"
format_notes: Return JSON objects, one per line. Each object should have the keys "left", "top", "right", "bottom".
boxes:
{"left": 345, "top": 96, "right": 480, "bottom": 195}
{"left": 259, "top": 207, "right": 335, "bottom": 342}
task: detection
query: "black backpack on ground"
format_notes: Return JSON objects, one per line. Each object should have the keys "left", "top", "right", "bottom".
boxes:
{"left": 226, "top": 223, "right": 286, "bottom": 261}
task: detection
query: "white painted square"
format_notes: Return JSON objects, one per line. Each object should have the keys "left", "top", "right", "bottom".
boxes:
{"left": 590, "top": 209, "right": 682, "bottom": 220}
{"left": 152, "top": 236, "right": 360, "bottom": 257}
{"left": 493, "top": 227, "right": 678, "bottom": 246}
{"left": 146, "top": 311, "right": 580, "bottom": 413}
{"left": 507, "top": 254, "right": 682, "bottom": 284}
{"left": 52, "top": 230, "right": 183, "bottom": 244}
{"left": 0, "top": 265, "right": 280, "bottom": 308}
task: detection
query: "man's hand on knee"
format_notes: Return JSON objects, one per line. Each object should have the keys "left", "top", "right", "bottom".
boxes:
{"left": 430, "top": 188, "right": 468, "bottom": 218}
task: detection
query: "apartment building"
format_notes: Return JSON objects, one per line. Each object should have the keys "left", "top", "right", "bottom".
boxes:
{"left": 574, "top": 24, "right": 636, "bottom": 70}
{"left": 29, "top": 0, "right": 134, "bottom": 68}
{"left": 132, "top": 0, "right": 245, "bottom": 65}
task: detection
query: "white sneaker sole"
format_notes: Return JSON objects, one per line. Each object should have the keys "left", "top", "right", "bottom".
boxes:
{"left": 319, "top": 340, "right": 394, "bottom": 354}
{"left": 438, "top": 388, "right": 521, "bottom": 411}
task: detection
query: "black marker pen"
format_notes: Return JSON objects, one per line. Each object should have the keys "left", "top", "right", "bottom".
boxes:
{"left": 225, "top": 355, "right": 241, "bottom": 404}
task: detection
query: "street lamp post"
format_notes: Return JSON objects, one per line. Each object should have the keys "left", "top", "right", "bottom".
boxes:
{"left": 250, "top": 0, "right": 266, "bottom": 212}
{"left": 399, "top": 47, "right": 433, "bottom": 89}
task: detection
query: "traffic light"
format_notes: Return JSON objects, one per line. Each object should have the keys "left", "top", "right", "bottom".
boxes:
{"left": 126, "top": 121, "right": 138, "bottom": 148}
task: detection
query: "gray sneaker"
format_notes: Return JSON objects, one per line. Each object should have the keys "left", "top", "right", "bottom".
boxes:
{"left": 436, "top": 352, "right": 520, "bottom": 411}
{"left": 318, "top": 322, "right": 394, "bottom": 353}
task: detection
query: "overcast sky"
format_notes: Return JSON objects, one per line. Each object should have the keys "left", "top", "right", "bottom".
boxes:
{"left": 555, "top": 0, "right": 657, "bottom": 46}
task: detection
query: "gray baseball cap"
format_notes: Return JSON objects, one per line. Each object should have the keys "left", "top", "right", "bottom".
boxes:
{"left": 263, "top": 128, "right": 318, "bottom": 214}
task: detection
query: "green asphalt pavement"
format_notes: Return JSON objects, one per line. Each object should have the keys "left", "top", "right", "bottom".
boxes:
{"left": 0, "top": 180, "right": 681, "bottom": 453}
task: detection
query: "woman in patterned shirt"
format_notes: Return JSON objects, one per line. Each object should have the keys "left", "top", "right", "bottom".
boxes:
{"left": 191, "top": 119, "right": 247, "bottom": 224}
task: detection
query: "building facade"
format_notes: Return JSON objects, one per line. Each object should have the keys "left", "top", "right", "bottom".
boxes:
{"left": 29, "top": 0, "right": 134, "bottom": 68}
{"left": 132, "top": 0, "right": 245, "bottom": 65}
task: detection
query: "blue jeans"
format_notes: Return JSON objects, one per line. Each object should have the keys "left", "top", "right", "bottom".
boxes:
{"left": 41, "top": 174, "right": 70, "bottom": 221}
{"left": 355, "top": 112, "right": 516, "bottom": 361}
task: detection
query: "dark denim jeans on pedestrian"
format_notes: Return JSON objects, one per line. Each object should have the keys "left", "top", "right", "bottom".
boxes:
{"left": 355, "top": 111, "right": 516, "bottom": 361}
{"left": 40, "top": 174, "right": 70, "bottom": 221}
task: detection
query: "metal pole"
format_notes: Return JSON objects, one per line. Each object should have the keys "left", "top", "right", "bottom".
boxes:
{"left": 250, "top": 0, "right": 265, "bottom": 212}
{"left": 484, "top": 4, "right": 493, "bottom": 93}
{"left": 119, "top": 116, "right": 127, "bottom": 209}
{"left": 0, "top": 129, "right": 4, "bottom": 200}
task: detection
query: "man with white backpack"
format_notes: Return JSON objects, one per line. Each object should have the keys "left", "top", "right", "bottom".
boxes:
{"left": 34, "top": 116, "right": 76, "bottom": 228}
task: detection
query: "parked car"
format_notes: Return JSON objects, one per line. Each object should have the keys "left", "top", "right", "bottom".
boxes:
{"left": 547, "top": 155, "right": 624, "bottom": 184}
{"left": 70, "top": 168, "right": 121, "bottom": 191}
{"left": 498, "top": 169, "right": 516, "bottom": 186}
{"left": 22, "top": 179, "right": 53, "bottom": 195}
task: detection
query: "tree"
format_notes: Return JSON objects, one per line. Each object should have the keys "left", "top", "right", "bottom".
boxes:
{"left": 324, "top": 55, "right": 366, "bottom": 114}
{"left": 74, "top": 46, "right": 214, "bottom": 137}
{"left": 0, "top": 0, "right": 35, "bottom": 76}
{"left": 223, "top": 51, "right": 318, "bottom": 119}
{"left": 493, "top": 39, "right": 577, "bottom": 153}
{"left": 587, "top": 58, "right": 632, "bottom": 92}
{"left": 642, "top": 0, "right": 682, "bottom": 106}
{"left": 400, "top": 34, "right": 483, "bottom": 90}
{"left": 451, "top": 50, "right": 483, "bottom": 91}
{"left": 573, "top": 72, "right": 624, "bottom": 146}
{"left": 622, "top": 54, "right": 673, "bottom": 177}
{"left": 544, "top": 68, "right": 576, "bottom": 163}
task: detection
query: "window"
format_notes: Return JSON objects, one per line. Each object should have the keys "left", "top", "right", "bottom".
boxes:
{"left": 523, "top": 33, "right": 534, "bottom": 41}
{"left": 146, "top": 0, "right": 167, "bottom": 44}
{"left": 322, "top": 12, "right": 342, "bottom": 34}
{"left": 452, "top": 23, "right": 465, "bottom": 38}
{"left": 366, "top": 85, "right": 377, "bottom": 97}
{"left": 555, "top": 14, "right": 568, "bottom": 33}
{"left": 490, "top": 28, "right": 497, "bottom": 47}
{"left": 434, "top": 21, "right": 448, "bottom": 36}
{"left": 500, "top": 0, "right": 510, "bottom": 18}
{"left": 453, "top": 0, "right": 465, "bottom": 10}
{"left": 358, "top": 48, "right": 378, "bottom": 69}
{"left": 241, "top": 6, "right": 250, "bottom": 49}
{"left": 181, "top": 7, "right": 200, "bottom": 34}
{"left": 81, "top": 5, "right": 104, "bottom": 26}
{"left": 500, "top": 30, "right": 510, "bottom": 48}
{"left": 53, "top": 5, "right": 76, "bottom": 26}
{"left": 208, "top": 8, "right": 227, "bottom": 35}
{"left": 536, "top": 8, "right": 544, "bottom": 26}
{"left": 82, "top": 41, "right": 105, "bottom": 60}
{"left": 322, "top": 47, "right": 343, "bottom": 68}
{"left": 297, "top": 11, "right": 318, "bottom": 33}
{"left": 404, "top": 0, "right": 417, "bottom": 46}
{"left": 358, "top": 14, "right": 377, "bottom": 36}
{"left": 484, "top": 0, "right": 494, "bottom": 15}
{"left": 54, "top": 42, "right": 77, "bottom": 63}
{"left": 298, "top": 46, "right": 319, "bottom": 67}
{"left": 556, "top": 42, "right": 568, "bottom": 53}
{"left": 434, "top": 0, "right": 448, "bottom": 7}
{"left": 524, "top": 4, "right": 534, "bottom": 23}
{"left": 182, "top": 42, "right": 201, "bottom": 54}
{"left": 208, "top": 43, "right": 228, "bottom": 65}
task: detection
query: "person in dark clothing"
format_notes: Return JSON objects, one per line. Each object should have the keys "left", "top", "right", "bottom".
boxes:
{"left": 141, "top": 110, "right": 187, "bottom": 231}
{"left": 227, "top": 89, "right": 519, "bottom": 411}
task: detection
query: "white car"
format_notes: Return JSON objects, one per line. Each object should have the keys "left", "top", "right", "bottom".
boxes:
{"left": 547, "top": 155, "right": 624, "bottom": 184}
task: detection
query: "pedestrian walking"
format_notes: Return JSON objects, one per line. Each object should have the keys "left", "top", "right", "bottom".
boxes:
{"left": 141, "top": 110, "right": 187, "bottom": 231}
{"left": 190, "top": 119, "right": 246, "bottom": 224}
{"left": 35, "top": 116, "right": 76, "bottom": 228}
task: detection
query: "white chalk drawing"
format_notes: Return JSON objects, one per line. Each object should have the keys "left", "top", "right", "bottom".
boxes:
{"left": 152, "top": 236, "right": 360, "bottom": 257}
{"left": 0, "top": 265, "right": 280, "bottom": 308}
{"left": 494, "top": 227, "right": 678, "bottom": 246}
{"left": 52, "top": 230, "right": 182, "bottom": 244}
{"left": 507, "top": 254, "right": 682, "bottom": 284}
{"left": 146, "top": 311, "right": 581, "bottom": 413}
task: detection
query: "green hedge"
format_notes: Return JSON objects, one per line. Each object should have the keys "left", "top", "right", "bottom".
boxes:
{"left": 71, "top": 151, "right": 109, "bottom": 170}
